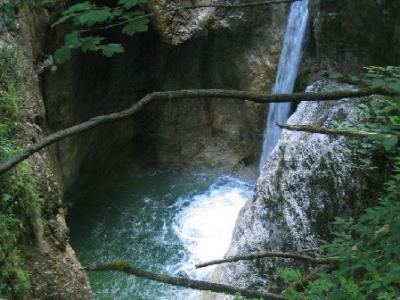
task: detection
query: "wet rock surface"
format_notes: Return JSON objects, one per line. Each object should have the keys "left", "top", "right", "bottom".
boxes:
{"left": 11, "top": 8, "right": 93, "bottom": 299}
{"left": 310, "top": 0, "right": 400, "bottom": 71}
{"left": 208, "top": 80, "right": 372, "bottom": 297}
{"left": 44, "top": 1, "right": 289, "bottom": 193}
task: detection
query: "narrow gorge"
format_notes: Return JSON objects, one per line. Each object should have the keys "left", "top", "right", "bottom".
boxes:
{"left": 0, "top": 0, "right": 399, "bottom": 300}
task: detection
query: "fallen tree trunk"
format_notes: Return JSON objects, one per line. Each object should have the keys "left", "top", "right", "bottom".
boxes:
{"left": 278, "top": 123, "right": 394, "bottom": 139}
{"left": 196, "top": 251, "right": 337, "bottom": 269}
{"left": 86, "top": 260, "right": 286, "bottom": 299}
{"left": 0, "top": 87, "right": 397, "bottom": 175}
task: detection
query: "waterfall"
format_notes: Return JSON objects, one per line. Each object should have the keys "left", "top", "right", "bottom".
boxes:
{"left": 259, "top": 0, "right": 309, "bottom": 171}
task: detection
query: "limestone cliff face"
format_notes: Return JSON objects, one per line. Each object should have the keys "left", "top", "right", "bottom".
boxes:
{"left": 11, "top": 7, "right": 93, "bottom": 299}
{"left": 310, "top": 0, "right": 400, "bottom": 71}
{"left": 43, "top": 1, "right": 289, "bottom": 194}
{"left": 208, "top": 80, "right": 371, "bottom": 298}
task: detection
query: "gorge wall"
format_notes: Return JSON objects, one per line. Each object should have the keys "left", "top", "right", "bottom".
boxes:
{"left": 310, "top": 0, "right": 400, "bottom": 71}
{"left": 43, "top": 1, "right": 289, "bottom": 194}
{"left": 1, "top": 6, "right": 93, "bottom": 299}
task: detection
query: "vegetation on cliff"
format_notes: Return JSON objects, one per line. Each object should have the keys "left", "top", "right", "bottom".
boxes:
{"left": 0, "top": 43, "right": 43, "bottom": 298}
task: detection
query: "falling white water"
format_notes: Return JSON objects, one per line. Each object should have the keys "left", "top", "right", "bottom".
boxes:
{"left": 173, "top": 177, "right": 252, "bottom": 280}
{"left": 259, "top": 0, "right": 309, "bottom": 171}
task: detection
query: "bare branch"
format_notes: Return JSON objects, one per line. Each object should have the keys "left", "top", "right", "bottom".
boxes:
{"left": 0, "top": 87, "right": 397, "bottom": 175}
{"left": 86, "top": 260, "right": 286, "bottom": 299}
{"left": 278, "top": 123, "right": 394, "bottom": 139}
{"left": 79, "top": 0, "right": 300, "bottom": 33}
{"left": 196, "top": 251, "right": 337, "bottom": 269}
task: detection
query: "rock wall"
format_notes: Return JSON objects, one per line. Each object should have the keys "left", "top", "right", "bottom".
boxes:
{"left": 310, "top": 0, "right": 400, "bottom": 71}
{"left": 43, "top": 0, "right": 289, "bottom": 194}
{"left": 13, "top": 6, "right": 93, "bottom": 299}
{"left": 208, "top": 80, "right": 371, "bottom": 298}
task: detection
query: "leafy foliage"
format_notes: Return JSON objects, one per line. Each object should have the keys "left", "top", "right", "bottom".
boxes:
{"left": 330, "top": 66, "right": 400, "bottom": 94}
{"left": 280, "top": 67, "right": 400, "bottom": 300}
{"left": 52, "top": 0, "right": 150, "bottom": 64}
{"left": 277, "top": 268, "right": 302, "bottom": 284}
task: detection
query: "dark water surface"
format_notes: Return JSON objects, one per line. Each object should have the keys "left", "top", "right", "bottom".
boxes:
{"left": 68, "top": 172, "right": 253, "bottom": 300}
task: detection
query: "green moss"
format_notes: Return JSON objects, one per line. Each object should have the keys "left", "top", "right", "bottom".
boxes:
{"left": 0, "top": 45, "right": 43, "bottom": 299}
{"left": 110, "top": 260, "right": 131, "bottom": 271}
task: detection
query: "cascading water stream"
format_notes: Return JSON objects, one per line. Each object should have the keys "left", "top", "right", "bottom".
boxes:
{"left": 259, "top": 0, "right": 309, "bottom": 171}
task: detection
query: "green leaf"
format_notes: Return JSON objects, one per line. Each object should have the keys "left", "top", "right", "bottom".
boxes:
{"left": 369, "top": 78, "right": 386, "bottom": 89}
{"left": 75, "top": 8, "right": 114, "bottom": 26}
{"left": 52, "top": 2, "right": 94, "bottom": 27}
{"left": 309, "top": 278, "right": 334, "bottom": 294}
{"left": 52, "top": 14, "right": 74, "bottom": 27}
{"left": 80, "top": 36, "right": 104, "bottom": 52}
{"left": 54, "top": 47, "right": 71, "bottom": 64}
{"left": 350, "top": 75, "right": 360, "bottom": 82}
{"left": 382, "top": 136, "right": 398, "bottom": 151}
{"left": 101, "top": 44, "right": 124, "bottom": 57}
{"left": 64, "top": 31, "right": 81, "bottom": 49}
{"left": 122, "top": 18, "right": 149, "bottom": 36}
{"left": 389, "top": 116, "right": 400, "bottom": 126}
{"left": 277, "top": 268, "right": 302, "bottom": 284}
{"left": 64, "top": 1, "right": 93, "bottom": 13}
{"left": 329, "top": 71, "right": 344, "bottom": 81}
{"left": 388, "top": 80, "right": 400, "bottom": 93}
{"left": 118, "top": 0, "right": 139, "bottom": 8}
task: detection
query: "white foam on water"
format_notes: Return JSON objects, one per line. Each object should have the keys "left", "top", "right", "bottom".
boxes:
{"left": 173, "top": 177, "right": 252, "bottom": 280}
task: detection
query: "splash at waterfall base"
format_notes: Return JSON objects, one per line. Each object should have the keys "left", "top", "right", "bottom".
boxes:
{"left": 68, "top": 172, "right": 252, "bottom": 299}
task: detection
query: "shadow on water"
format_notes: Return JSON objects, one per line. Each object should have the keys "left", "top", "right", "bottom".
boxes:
{"left": 67, "top": 171, "right": 253, "bottom": 300}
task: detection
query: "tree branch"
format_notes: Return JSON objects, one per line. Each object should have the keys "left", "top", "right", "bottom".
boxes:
{"left": 86, "top": 260, "right": 286, "bottom": 300}
{"left": 278, "top": 123, "right": 394, "bottom": 139}
{"left": 79, "top": 0, "right": 300, "bottom": 33}
{"left": 0, "top": 87, "right": 397, "bottom": 175}
{"left": 195, "top": 251, "right": 337, "bottom": 269}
